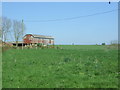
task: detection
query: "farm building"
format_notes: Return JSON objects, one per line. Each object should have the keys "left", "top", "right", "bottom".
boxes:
{"left": 23, "top": 34, "right": 54, "bottom": 45}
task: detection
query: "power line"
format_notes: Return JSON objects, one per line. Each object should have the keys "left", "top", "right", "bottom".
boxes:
{"left": 25, "top": 9, "right": 118, "bottom": 22}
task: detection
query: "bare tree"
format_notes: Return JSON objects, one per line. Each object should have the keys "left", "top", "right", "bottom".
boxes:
{"left": 0, "top": 17, "right": 2, "bottom": 41}
{"left": 0, "top": 24, "right": 2, "bottom": 46}
{"left": 13, "top": 20, "right": 25, "bottom": 47}
{"left": 2, "top": 17, "right": 12, "bottom": 43}
{"left": 0, "top": 29, "right": 1, "bottom": 40}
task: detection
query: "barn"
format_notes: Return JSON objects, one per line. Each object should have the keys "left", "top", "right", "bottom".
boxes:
{"left": 23, "top": 34, "right": 54, "bottom": 45}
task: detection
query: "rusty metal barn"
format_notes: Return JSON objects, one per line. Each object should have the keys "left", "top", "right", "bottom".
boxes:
{"left": 23, "top": 34, "right": 54, "bottom": 45}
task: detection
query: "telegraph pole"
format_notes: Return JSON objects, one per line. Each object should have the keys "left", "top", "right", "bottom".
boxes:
{"left": 22, "top": 19, "right": 24, "bottom": 50}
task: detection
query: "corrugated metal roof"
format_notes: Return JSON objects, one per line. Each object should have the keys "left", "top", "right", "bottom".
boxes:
{"left": 26, "top": 34, "right": 54, "bottom": 39}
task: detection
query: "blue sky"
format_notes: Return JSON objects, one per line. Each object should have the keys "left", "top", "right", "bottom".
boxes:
{"left": 2, "top": 2, "right": 118, "bottom": 45}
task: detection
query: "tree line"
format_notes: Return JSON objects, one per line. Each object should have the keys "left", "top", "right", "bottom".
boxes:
{"left": 0, "top": 17, "right": 26, "bottom": 47}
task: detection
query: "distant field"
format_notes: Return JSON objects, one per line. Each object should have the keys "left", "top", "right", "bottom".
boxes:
{"left": 2, "top": 45, "right": 118, "bottom": 88}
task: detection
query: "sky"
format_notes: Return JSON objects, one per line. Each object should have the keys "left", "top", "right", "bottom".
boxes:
{"left": 2, "top": 2, "right": 118, "bottom": 45}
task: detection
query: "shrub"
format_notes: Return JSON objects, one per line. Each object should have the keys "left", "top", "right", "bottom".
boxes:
{"left": 12, "top": 46, "right": 17, "bottom": 49}
{"left": 102, "top": 43, "right": 106, "bottom": 45}
{"left": 37, "top": 43, "right": 42, "bottom": 47}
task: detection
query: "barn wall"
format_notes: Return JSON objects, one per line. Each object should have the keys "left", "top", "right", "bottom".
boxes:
{"left": 23, "top": 34, "right": 33, "bottom": 44}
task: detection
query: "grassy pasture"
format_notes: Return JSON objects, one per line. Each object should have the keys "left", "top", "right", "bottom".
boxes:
{"left": 2, "top": 45, "right": 118, "bottom": 88}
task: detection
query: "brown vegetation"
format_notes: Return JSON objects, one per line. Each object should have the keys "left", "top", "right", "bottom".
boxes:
{"left": 106, "top": 44, "right": 119, "bottom": 50}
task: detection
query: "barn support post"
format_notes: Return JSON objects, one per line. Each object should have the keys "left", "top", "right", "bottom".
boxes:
{"left": 36, "top": 43, "right": 37, "bottom": 50}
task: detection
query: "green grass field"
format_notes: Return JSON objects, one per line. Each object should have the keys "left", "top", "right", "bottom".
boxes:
{"left": 2, "top": 45, "right": 118, "bottom": 88}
